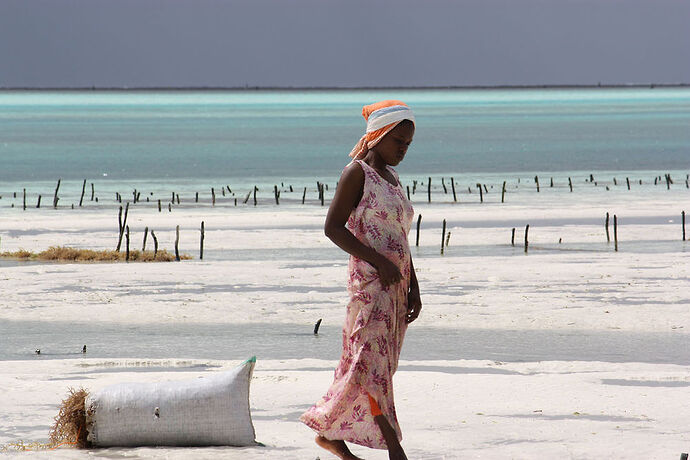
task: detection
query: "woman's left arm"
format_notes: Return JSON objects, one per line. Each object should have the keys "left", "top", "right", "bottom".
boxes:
{"left": 406, "top": 256, "right": 422, "bottom": 324}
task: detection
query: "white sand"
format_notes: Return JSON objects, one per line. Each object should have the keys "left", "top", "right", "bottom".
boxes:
{"left": 1, "top": 176, "right": 689, "bottom": 458}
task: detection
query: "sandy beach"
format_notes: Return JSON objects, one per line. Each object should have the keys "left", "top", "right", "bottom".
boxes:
{"left": 1, "top": 176, "right": 689, "bottom": 458}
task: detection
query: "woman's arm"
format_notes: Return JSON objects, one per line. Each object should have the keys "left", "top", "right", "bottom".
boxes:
{"left": 406, "top": 256, "right": 422, "bottom": 323}
{"left": 324, "top": 163, "right": 402, "bottom": 286}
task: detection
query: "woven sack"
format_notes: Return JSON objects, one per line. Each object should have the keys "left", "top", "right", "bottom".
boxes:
{"left": 85, "top": 357, "right": 256, "bottom": 447}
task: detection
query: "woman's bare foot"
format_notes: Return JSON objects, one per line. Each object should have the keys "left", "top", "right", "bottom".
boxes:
{"left": 315, "top": 435, "right": 364, "bottom": 460}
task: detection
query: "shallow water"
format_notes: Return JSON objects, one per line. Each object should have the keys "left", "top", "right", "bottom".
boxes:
{"left": 2, "top": 320, "right": 688, "bottom": 365}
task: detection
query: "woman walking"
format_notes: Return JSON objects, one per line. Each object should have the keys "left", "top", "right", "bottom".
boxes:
{"left": 300, "top": 100, "right": 422, "bottom": 460}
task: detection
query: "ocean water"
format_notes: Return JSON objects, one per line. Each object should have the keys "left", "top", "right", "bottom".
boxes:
{"left": 1, "top": 88, "right": 689, "bottom": 188}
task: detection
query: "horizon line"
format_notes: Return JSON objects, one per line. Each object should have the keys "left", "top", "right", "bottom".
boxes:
{"left": 1, "top": 83, "right": 689, "bottom": 91}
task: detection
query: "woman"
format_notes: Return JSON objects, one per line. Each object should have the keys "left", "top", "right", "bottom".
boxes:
{"left": 300, "top": 100, "right": 422, "bottom": 460}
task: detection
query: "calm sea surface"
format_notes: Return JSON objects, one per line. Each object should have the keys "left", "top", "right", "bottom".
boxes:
{"left": 1, "top": 88, "right": 689, "bottom": 186}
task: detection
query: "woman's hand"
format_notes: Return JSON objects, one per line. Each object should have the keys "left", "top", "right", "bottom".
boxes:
{"left": 406, "top": 284, "right": 422, "bottom": 323}
{"left": 374, "top": 255, "right": 403, "bottom": 287}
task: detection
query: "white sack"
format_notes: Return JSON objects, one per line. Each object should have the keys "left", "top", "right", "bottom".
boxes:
{"left": 85, "top": 357, "right": 256, "bottom": 447}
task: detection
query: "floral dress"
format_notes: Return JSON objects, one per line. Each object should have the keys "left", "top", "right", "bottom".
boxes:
{"left": 300, "top": 159, "right": 415, "bottom": 449}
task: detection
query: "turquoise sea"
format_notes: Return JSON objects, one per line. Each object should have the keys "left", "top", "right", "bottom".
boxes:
{"left": 1, "top": 88, "right": 689, "bottom": 187}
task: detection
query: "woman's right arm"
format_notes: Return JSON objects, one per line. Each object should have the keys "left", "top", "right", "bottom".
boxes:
{"left": 324, "top": 163, "right": 402, "bottom": 286}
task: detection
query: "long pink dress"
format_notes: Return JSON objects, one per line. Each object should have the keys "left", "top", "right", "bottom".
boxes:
{"left": 300, "top": 159, "right": 415, "bottom": 449}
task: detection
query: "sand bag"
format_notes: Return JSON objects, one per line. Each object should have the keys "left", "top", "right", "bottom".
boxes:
{"left": 83, "top": 357, "right": 257, "bottom": 447}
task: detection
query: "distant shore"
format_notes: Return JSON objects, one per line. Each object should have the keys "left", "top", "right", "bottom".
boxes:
{"left": 1, "top": 83, "right": 689, "bottom": 91}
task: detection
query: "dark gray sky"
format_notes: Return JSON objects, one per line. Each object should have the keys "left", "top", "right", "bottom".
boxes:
{"left": 1, "top": 0, "right": 689, "bottom": 88}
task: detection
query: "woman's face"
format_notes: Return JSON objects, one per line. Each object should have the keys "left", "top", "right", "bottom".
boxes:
{"left": 373, "top": 120, "right": 415, "bottom": 166}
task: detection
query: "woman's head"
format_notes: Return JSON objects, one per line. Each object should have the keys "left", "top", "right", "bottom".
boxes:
{"left": 370, "top": 119, "right": 415, "bottom": 167}
{"left": 349, "top": 100, "right": 415, "bottom": 161}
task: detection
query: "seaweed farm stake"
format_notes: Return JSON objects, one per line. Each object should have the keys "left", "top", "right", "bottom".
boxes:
{"left": 451, "top": 177, "right": 457, "bottom": 202}
{"left": 53, "top": 179, "right": 61, "bottom": 209}
{"left": 195, "top": 192, "right": 199, "bottom": 203}
{"left": 605, "top": 212, "right": 610, "bottom": 243}
{"left": 501, "top": 181, "right": 506, "bottom": 203}
{"left": 200, "top": 221, "right": 205, "bottom": 260}
{"left": 151, "top": 230, "right": 158, "bottom": 258}
{"left": 212, "top": 187, "right": 216, "bottom": 206}
{"left": 302, "top": 187, "right": 307, "bottom": 204}
{"left": 125, "top": 225, "right": 130, "bottom": 261}
{"left": 116, "top": 202, "right": 129, "bottom": 252}
{"left": 79, "top": 180, "right": 86, "bottom": 207}
{"left": 175, "top": 225, "right": 181, "bottom": 261}
{"left": 441, "top": 219, "right": 446, "bottom": 255}
{"left": 274, "top": 185, "right": 280, "bottom": 205}
{"left": 441, "top": 177, "right": 448, "bottom": 194}
{"left": 550, "top": 177, "right": 553, "bottom": 187}
{"left": 168, "top": 203, "right": 172, "bottom": 212}
{"left": 22, "top": 188, "right": 26, "bottom": 210}
{"left": 626, "top": 177, "right": 630, "bottom": 190}
{"left": 406, "top": 185, "right": 411, "bottom": 201}
{"left": 614, "top": 215, "right": 618, "bottom": 251}
{"left": 415, "top": 214, "right": 422, "bottom": 247}
{"left": 142, "top": 227, "right": 149, "bottom": 251}
{"left": 568, "top": 177, "right": 573, "bottom": 192}
{"left": 253, "top": 186, "right": 258, "bottom": 206}
{"left": 314, "top": 319, "right": 322, "bottom": 335}
{"left": 158, "top": 199, "right": 161, "bottom": 212}
{"left": 511, "top": 228, "right": 515, "bottom": 246}
{"left": 477, "top": 183, "right": 483, "bottom": 203}
{"left": 36, "top": 195, "right": 41, "bottom": 208}
{"left": 445, "top": 231, "right": 451, "bottom": 248}
{"left": 682, "top": 211, "right": 686, "bottom": 241}
{"left": 244, "top": 190, "right": 251, "bottom": 204}
{"left": 427, "top": 177, "right": 431, "bottom": 203}
{"left": 90, "top": 183, "right": 94, "bottom": 201}
{"left": 524, "top": 224, "right": 529, "bottom": 253}
{"left": 176, "top": 194, "right": 180, "bottom": 205}
{"left": 534, "top": 175, "right": 540, "bottom": 192}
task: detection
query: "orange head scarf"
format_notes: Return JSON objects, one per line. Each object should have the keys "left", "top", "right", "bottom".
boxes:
{"left": 349, "top": 100, "right": 415, "bottom": 160}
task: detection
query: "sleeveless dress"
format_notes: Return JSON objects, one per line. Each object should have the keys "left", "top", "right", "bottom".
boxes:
{"left": 300, "top": 159, "right": 415, "bottom": 449}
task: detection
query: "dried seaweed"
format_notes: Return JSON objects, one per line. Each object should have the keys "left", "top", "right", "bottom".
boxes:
{"left": 49, "top": 387, "right": 90, "bottom": 449}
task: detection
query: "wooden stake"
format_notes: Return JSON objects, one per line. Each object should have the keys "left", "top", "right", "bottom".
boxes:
{"left": 477, "top": 183, "right": 483, "bottom": 203}
{"left": 415, "top": 214, "right": 422, "bottom": 247}
{"left": 445, "top": 231, "right": 451, "bottom": 247}
{"left": 244, "top": 190, "right": 252, "bottom": 204}
{"left": 168, "top": 203, "right": 171, "bottom": 212}
{"left": 314, "top": 318, "right": 322, "bottom": 335}
{"left": 441, "top": 177, "right": 448, "bottom": 194}
{"left": 511, "top": 228, "right": 515, "bottom": 246}
{"left": 142, "top": 226, "right": 149, "bottom": 251}
{"left": 501, "top": 181, "right": 506, "bottom": 203}
{"left": 22, "top": 188, "right": 26, "bottom": 210}
{"left": 427, "top": 177, "right": 431, "bottom": 203}
{"left": 626, "top": 177, "right": 630, "bottom": 190}
{"left": 175, "top": 225, "right": 181, "bottom": 261}
{"left": 302, "top": 187, "right": 307, "bottom": 204}
{"left": 253, "top": 186, "right": 257, "bottom": 206}
{"left": 614, "top": 215, "right": 618, "bottom": 251}
{"left": 212, "top": 187, "right": 216, "bottom": 206}
{"left": 441, "top": 219, "right": 446, "bottom": 255}
{"left": 524, "top": 224, "right": 529, "bottom": 253}
{"left": 535, "top": 175, "right": 540, "bottom": 192}
{"left": 116, "top": 202, "right": 129, "bottom": 252}
{"left": 550, "top": 177, "right": 553, "bottom": 187}
{"left": 79, "top": 179, "right": 86, "bottom": 207}
{"left": 158, "top": 199, "right": 161, "bottom": 212}
{"left": 451, "top": 177, "right": 457, "bottom": 202}
{"left": 151, "top": 230, "right": 158, "bottom": 259}
{"left": 605, "top": 212, "right": 610, "bottom": 243}
{"left": 53, "top": 179, "right": 61, "bottom": 209}
{"left": 682, "top": 210, "right": 686, "bottom": 241}
{"left": 274, "top": 185, "right": 280, "bottom": 205}
{"left": 125, "top": 225, "right": 130, "bottom": 261}
{"left": 568, "top": 177, "right": 573, "bottom": 192}
{"left": 36, "top": 195, "right": 41, "bottom": 208}
{"left": 90, "top": 183, "right": 94, "bottom": 201}
{"left": 200, "top": 221, "right": 205, "bottom": 260}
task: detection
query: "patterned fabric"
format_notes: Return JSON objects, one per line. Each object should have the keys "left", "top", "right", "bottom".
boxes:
{"left": 300, "top": 159, "right": 415, "bottom": 449}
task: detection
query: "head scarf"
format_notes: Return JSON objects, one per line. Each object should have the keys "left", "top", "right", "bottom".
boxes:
{"left": 349, "top": 100, "right": 415, "bottom": 160}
